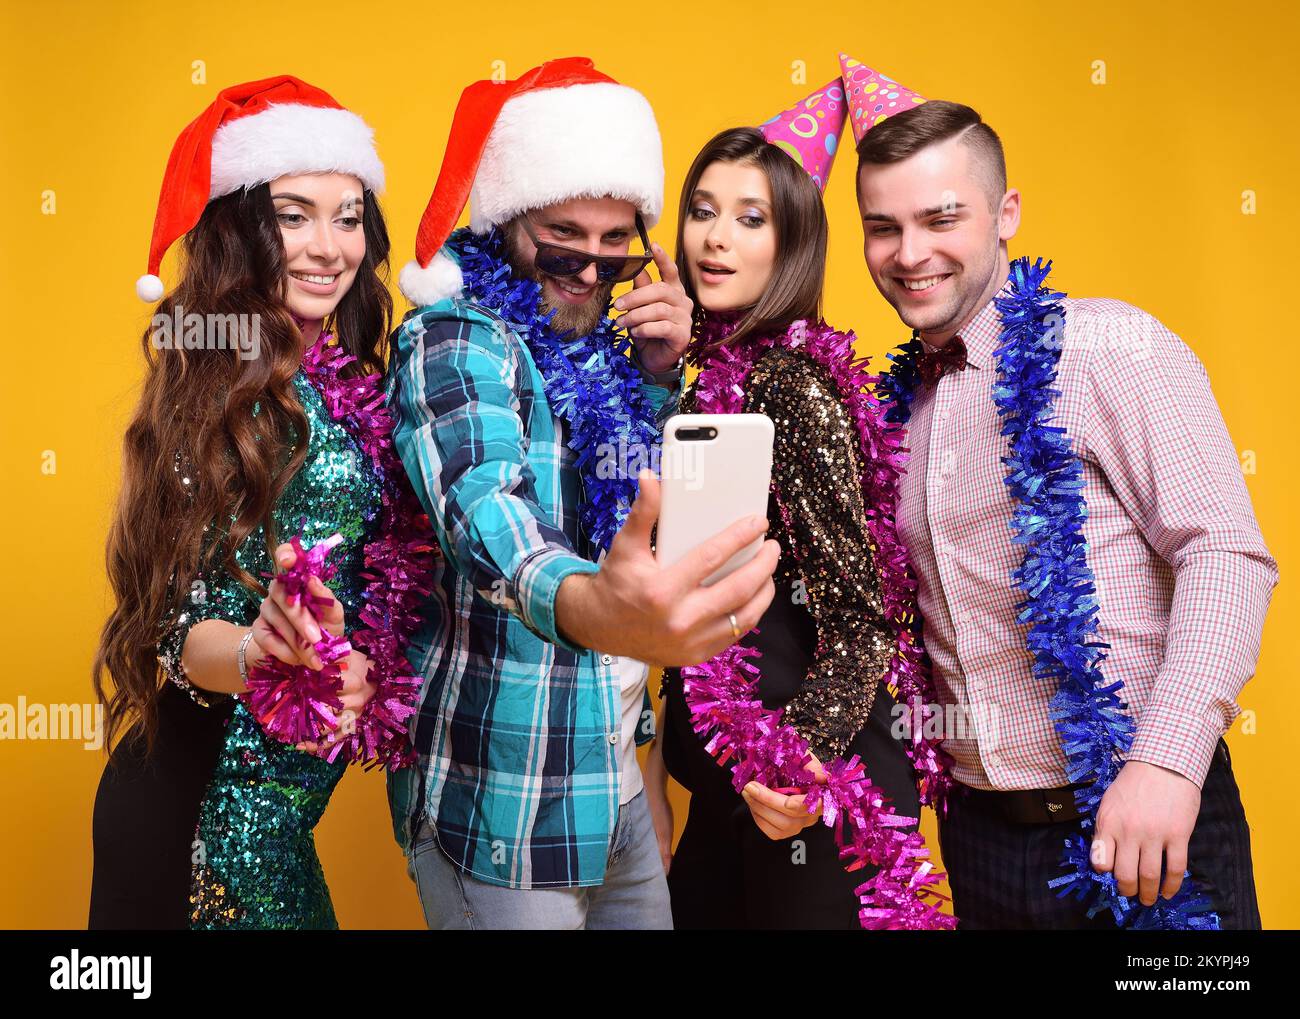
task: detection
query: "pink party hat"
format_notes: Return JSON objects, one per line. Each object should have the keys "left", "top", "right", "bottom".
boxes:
{"left": 839, "top": 53, "right": 926, "bottom": 143}
{"left": 758, "top": 77, "right": 847, "bottom": 192}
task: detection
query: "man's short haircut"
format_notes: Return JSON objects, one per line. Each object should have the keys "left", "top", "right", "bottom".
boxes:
{"left": 856, "top": 100, "right": 1007, "bottom": 210}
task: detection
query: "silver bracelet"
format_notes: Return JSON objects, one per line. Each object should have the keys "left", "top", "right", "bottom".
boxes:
{"left": 237, "top": 628, "right": 255, "bottom": 686}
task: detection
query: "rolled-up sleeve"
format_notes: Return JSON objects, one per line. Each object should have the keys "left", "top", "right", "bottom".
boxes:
{"left": 389, "top": 308, "right": 597, "bottom": 652}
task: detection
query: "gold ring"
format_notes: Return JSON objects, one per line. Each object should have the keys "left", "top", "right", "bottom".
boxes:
{"left": 728, "top": 613, "right": 740, "bottom": 639}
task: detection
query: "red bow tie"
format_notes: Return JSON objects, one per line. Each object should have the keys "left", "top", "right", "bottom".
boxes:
{"left": 918, "top": 336, "right": 969, "bottom": 385}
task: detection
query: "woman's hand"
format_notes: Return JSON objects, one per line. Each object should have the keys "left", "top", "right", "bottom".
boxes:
{"left": 296, "top": 649, "right": 376, "bottom": 755}
{"left": 645, "top": 776, "right": 675, "bottom": 875}
{"left": 248, "top": 540, "right": 369, "bottom": 756}
{"left": 251, "top": 541, "right": 346, "bottom": 671}
{"left": 741, "top": 752, "right": 828, "bottom": 841}
{"left": 643, "top": 698, "right": 675, "bottom": 874}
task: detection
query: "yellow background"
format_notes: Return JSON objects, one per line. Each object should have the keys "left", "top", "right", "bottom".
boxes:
{"left": 2, "top": 0, "right": 1296, "bottom": 929}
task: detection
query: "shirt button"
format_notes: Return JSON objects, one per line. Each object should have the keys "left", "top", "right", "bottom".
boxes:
{"left": 600, "top": 654, "right": 614, "bottom": 666}
{"left": 608, "top": 732, "right": 619, "bottom": 744}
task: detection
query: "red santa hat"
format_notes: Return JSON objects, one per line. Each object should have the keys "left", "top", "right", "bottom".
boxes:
{"left": 399, "top": 57, "right": 664, "bottom": 306}
{"left": 136, "top": 75, "right": 385, "bottom": 302}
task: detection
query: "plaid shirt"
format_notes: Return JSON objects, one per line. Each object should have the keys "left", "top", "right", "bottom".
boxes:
{"left": 386, "top": 293, "right": 677, "bottom": 889}
{"left": 896, "top": 282, "right": 1277, "bottom": 791}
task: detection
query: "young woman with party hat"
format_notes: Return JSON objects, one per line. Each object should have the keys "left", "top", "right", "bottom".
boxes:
{"left": 90, "top": 76, "right": 435, "bottom": 929}
{"left": 646, "top": 76, "right": 954, "bottom": 930}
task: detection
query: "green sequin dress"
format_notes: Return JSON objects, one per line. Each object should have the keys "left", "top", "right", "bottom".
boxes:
{"left": 90, "top": 370, "right": 383, "bottom": 930}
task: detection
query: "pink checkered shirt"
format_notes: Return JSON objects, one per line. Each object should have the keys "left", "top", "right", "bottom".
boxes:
{"left": 894, "top": 281, "right": 1277, "bottom": 791}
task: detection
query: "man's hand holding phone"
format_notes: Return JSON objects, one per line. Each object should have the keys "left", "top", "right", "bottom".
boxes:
{"left": 555, "top": 469, "right": 779, "bottom": 666}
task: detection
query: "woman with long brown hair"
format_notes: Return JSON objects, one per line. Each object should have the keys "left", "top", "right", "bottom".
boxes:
{"left": 644, "top": 83, "right": 939, "bottom": 928}
{"left": 90, "top": 76, "right": 431, "bottom": 929}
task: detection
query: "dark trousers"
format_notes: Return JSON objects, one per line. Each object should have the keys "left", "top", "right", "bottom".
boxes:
{"left": 936, "top": 738, "right": 1261, "bottom": 929}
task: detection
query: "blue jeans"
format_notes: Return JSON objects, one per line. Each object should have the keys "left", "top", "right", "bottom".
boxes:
{"left": 407, "top": 789, "right": 673, "bottom": 930}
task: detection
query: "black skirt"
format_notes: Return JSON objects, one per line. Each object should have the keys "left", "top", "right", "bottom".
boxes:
{"left": 661, "top": 574, "right": 921, "bottom": 930}
{"left": 89, "top": 683, "right": 233, "bottom": 929}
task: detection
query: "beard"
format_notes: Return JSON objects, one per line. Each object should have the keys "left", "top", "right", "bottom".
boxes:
{"left": 503, "top": 230, "right": 614, "bottom": 338}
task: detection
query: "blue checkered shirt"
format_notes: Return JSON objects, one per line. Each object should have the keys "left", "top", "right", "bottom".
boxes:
{"left": 386, "top": 282, "right": 678, "bottom": 889}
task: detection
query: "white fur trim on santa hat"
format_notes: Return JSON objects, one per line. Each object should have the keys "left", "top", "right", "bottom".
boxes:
{"left": 210, "top": 103, "right": 386, "bottom": 199}
{"left": 399, "top": 251, "right": 464, "bottom": 306}
{"left": 469, "top": 82, "right": 663, "bottom": 233}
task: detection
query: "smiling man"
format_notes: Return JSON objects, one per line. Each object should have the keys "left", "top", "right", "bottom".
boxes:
{"left": 848, "top": 70, "right": 1276, "bottom": 929}
{"left": 502, "top": 198, "right": 635, "bottom": 337}
{"left": 385, "top": 57, "right": 779, "bottom": 930}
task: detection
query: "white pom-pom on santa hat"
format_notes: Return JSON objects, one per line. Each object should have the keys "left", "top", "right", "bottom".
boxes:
{"left": 135, "top": 274, "right": 165, "bottom": 303}
{"left": 398, "top": 252, "right": 464, "bottom": 307}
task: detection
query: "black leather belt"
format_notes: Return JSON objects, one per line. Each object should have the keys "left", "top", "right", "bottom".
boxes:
{"left": 961, "top": 783, "right": 1089, "bottom": 824}
{"left": 958, "top": 742, "right": 1236, "bottom": 825}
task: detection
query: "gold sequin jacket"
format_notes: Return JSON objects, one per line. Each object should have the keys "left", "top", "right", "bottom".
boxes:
{"left": 681, "top": 345, "right": 896, "bottom": 760}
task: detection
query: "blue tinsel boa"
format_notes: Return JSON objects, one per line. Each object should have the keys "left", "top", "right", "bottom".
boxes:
{"left": 448, "top": 227, "right": 665, "bottom": 554}
{"left": 878, "top": 257, "right": 1219, "bottom": 930}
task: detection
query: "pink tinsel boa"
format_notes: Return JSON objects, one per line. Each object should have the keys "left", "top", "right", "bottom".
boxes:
{"left": 681, "top": 313, "right": 956, "bottom": 929}
{"left": 241, "top": 331, "right": 437, "bottom": 770}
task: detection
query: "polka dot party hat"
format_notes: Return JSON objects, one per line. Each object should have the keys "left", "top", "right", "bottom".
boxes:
{"left": 757, "top": 77, "right": 847, "bottom": 193}
{"left": 839, "top": 53, "right": 927, "bottom": 143}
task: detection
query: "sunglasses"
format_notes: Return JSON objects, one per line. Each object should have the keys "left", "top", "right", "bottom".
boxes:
{"left": 519, "top": 213, "right": 654, "bottom": 284}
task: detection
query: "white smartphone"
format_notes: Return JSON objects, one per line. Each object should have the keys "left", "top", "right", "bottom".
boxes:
{"left": 655, "top": 413, "right": 774, "bottom": 586}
